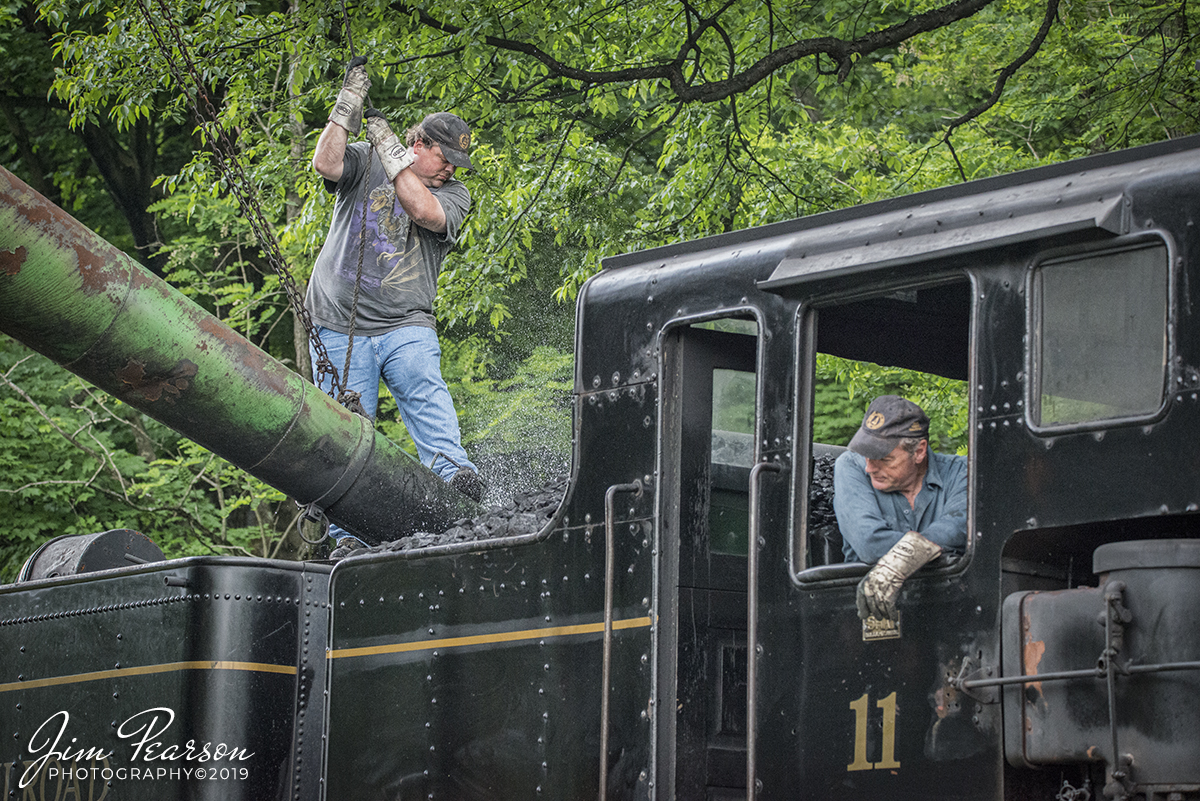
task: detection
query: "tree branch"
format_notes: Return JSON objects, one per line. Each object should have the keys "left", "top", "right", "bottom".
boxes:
{"left": 391, "top": 0, "right": 1003, "bottom": 103}
{"left": 941, "top": 0, "right": 1060, "bottom": 139}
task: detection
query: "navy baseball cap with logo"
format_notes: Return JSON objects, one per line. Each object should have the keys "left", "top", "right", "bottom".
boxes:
{"left": 422, "top": 112, "right": 473, "bottom": 170}
{"left": 847, "top": 395, "right": 930, "bottom": 460}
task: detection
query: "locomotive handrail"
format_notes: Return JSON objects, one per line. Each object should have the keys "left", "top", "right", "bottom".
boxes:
{"left": 599, "top": 479, "right": 643, "bottom": 801}
{"left": 747, "top": 460, "right": 784, "bottom": 801}
{"left": 955, "top": 659, "right": 1200, "bottom": 693}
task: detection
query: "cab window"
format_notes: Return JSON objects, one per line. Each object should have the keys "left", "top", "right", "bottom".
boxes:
{"left": 796, "top": 279, "right": 972, "bottom": 575}
{"left": 1031, "top": 241, "right": 1169, "bottom": 428}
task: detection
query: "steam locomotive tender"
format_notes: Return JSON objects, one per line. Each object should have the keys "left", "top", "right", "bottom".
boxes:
{"left": 2, "top": 135, "right": 1200, "bottom": 801}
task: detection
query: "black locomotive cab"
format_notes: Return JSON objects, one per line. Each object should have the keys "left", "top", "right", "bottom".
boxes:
{"left": 592, "top": 135, "right": 1200, "bottom": 800}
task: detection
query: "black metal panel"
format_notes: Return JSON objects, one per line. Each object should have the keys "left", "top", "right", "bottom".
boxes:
{"left": 755, "top": 570, "right": 1001, "bottom": 800}
{"left": 324, "top": 499, "right": 656, "bottom": 799}
{"left": 0, "top": 558, "right": 329, "bottom": 801}
{"left": 576, "top": 239, "right": 789, "bottom": 403}
{"left": 322, "top": 380, "right": 661, "bottom": 800}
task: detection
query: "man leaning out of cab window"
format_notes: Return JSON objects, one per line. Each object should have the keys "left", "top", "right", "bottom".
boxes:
{"left": 832, "top": 395, "right": 967, "bottom": 622}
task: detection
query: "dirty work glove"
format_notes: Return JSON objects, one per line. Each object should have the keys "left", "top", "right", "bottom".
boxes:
{"left": 856, "top": 531, "right": 942, "bottom": 621}
{"left": 328, "top": 56, "right": 371, "bottom": 134}
{"left": 365, "top": 109, "right": 417, "bottom": 182}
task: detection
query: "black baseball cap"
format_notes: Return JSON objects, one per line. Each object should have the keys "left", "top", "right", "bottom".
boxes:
{"left": 847, "top": 395, "right": 930, "bottom": 460}
{"left": 422, "top": 112, "right": 473, "bottom": 170}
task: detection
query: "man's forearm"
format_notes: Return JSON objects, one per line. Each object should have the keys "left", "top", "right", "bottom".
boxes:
{"left": 917, "top": 512, "right": 968, "bottom": 553}
{"left": 393, "top": 171, "right": 447, "bottom": 233}
{"left": 313, "top": 123, "right": 348, "bottom": 182}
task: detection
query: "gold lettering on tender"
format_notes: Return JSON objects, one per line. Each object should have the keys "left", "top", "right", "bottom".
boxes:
{"left": 61, "top": 760, "right": 83, "bottom": 801}
{"left": 21, "top": 760, "right": 39, "bottom": 801}
{"left": 91, "top": 756, "right": 110, "bottom": 801}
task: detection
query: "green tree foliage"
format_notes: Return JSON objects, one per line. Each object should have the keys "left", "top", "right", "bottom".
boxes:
{"left": 815, "top": 356, "right": 970, "bottom": 455}
{"left": 0, "top": 0, "right": 1196, "bottom": 570}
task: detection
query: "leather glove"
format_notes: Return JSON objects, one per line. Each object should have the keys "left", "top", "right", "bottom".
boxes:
{"left": 329, "top": 56, "right": 371, "bottom": 134}
{"left": 365, "top": 109, "right": 417, "bottom": 182}
{"left": 856, "top": 531, "right": 942, "bottom": 621}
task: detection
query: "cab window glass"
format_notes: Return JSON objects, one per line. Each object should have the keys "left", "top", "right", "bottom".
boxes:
{"left": 689, "top": 318, "right": 758, "bottom": 557}
{"left": 711, "top": 367, "right": 756, "bottom": 555}
{"left": 1033, "top": 243, "right": 1168, "bottom": 427}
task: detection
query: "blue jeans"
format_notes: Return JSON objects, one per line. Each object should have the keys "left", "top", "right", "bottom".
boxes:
{"left": 310, "top": 325, "right": 476, "bottom": 544}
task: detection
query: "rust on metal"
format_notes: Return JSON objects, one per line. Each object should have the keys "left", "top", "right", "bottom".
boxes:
{"left": 932, "top": 684, "right": 954, "bottom": 720}
{"left": 0, "top": 246, "right": 26, "bottom": 276}
{"left": 116, "top": 358, "right": 199, "bottom": 403}
{"left": 1022, "top": 639, "right": 1046, "bottom": 686}
{"left": 74, "top": 242, "right": 108, "bottom": 294}
{"left": 1, "top": 166, "right": 128, "bottom": 297}
{"left": 197, "top": 315, "right": 289, "bottom": 394}
{"left": 1022, "top": 604, "right": 1047, "bottom": 700}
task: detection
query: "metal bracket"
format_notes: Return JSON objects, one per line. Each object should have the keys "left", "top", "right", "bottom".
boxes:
{"left": 953, "top": 655, "right": 1001, "bottom": 705}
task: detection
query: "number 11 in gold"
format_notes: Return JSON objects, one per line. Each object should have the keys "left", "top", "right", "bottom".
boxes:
{"left": 847, "top": 691, "right": 901, "bottom": 772}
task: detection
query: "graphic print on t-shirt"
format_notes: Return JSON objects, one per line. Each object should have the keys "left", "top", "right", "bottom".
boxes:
{"left": 336, "top": 186, "right": 425, "bottom": 298}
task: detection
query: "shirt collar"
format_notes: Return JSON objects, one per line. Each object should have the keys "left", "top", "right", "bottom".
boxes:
{"left": 923, "top": 450, "right": 949, "bottom": 489}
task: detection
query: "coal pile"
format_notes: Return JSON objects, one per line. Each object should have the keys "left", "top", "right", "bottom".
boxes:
{"left": 338, "top": 476, "right": 569, "bottom": 559}
{"left": 807, "top": 452, "right": 843, "bottom": 563}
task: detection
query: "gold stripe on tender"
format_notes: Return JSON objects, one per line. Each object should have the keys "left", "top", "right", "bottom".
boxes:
{"left": 0, "top": 660, "right": 296, "bottom": 694}
{"left": 328, "top": 616, "right": 654, "bottom": 660}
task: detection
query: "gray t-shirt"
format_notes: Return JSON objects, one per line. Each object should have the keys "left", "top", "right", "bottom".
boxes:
{"left": 305, "top": 141, "right": 471, "bottom": 335}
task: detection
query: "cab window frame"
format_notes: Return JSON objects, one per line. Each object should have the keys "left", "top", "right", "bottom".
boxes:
{"left": 1025, "top": 234, "right": 1175, "bottom": 436}
{"left": 789, "top": 274, "right": 978, "bottom": 585}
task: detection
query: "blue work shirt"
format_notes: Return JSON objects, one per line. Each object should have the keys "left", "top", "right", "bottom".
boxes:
{"left": 833, "top": 449, "right": 968, "bottom": 563}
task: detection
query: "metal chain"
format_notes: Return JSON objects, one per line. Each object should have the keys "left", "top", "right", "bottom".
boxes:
{"left": 335, "top": 0, "right": 372, "bottom": 417}
{"left": 132, "top": 0, "right": 347, "bottom": 400}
